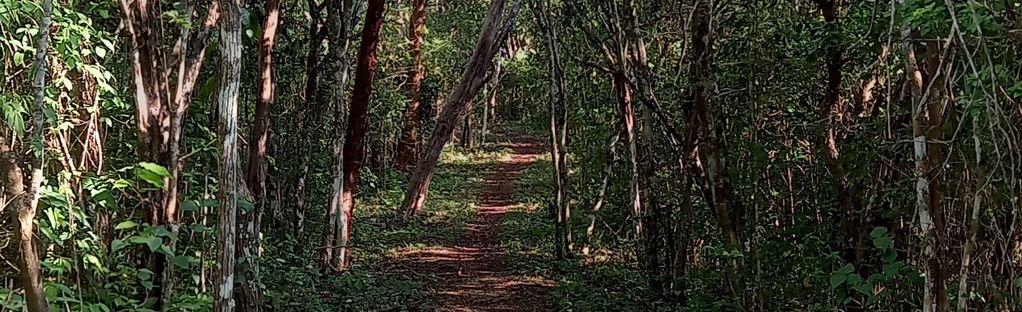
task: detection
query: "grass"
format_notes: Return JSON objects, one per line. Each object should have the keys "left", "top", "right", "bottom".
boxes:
{"left": 262, "top": 146, "right": 509, "bottom": 311}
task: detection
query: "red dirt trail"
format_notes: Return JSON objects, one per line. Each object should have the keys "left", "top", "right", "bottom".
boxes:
{"left": 389, "top": 133, "right": 554, "bottom": 311}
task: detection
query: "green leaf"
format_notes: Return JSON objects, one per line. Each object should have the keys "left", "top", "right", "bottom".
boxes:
{"left": 170, "top": 255, "right": 191, "bottom": 269}
{"left": 873, "top": 236, "right": 893, "bottom": 250}
{"left": 869, "top": 227, "right": 888, "bottom": 239}
{"left": 138, "top": 162, "right": 171, "bottom": 177}
{"left": 110, "top": 239, "right": 127, "bottom": 253}
{"left": 837, "top": 264, "right": 855, "bottom": 275}
{"left": 137, "top": 268, "right": 153, "bottom": 281}
{"left": 95, "top": 46, "right": 107, "bottom": 58}
{"left": 830, "top": 274, "right": 847, "bottom": 289}
{"left": 134, "top": 162, "right": 170, "bottom": 188}
{"left": 114, "top": 220, "right": 138, "bottom": 230}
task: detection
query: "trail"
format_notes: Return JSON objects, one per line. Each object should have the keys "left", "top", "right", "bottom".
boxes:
{"left": 390, "top": 132, "right": 553, "bottom": 311}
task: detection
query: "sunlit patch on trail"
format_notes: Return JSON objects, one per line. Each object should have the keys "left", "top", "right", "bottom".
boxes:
{"left": 384, "top": 131, "right": 555, "bottom": 312}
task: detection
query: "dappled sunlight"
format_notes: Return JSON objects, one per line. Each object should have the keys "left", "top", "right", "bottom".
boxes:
{"left": 384, "top": 131, "right": 555, "bottom": 311}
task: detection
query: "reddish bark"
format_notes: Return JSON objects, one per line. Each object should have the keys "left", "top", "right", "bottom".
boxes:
{"left": 396, "top": 0, "right": 428, "bottom": 171}
{"left": 337, "top": 0, "right": 387, "bottom": 270}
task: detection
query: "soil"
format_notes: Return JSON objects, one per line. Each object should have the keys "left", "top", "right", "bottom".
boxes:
{"left": 388, "top": 132, "right": 554, "bottom": 312}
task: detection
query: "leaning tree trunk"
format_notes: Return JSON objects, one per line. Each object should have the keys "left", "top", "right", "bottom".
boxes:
{"left": 402, "top": 0, "right": 520, "bottom": 216}
{"left": 236, "top": 0, "right": 280, "bottom": 309}
{"left": 395, "top": 0, "right": 429, "bottom": 171}
{"left": 214, "top": 0, "right": 243, "bottom": 310}
{"left": 335, "top": 0, "right": 387, "bottom": 271}
{"left": 15, "top": 1, "right": 54, "bottom": 310}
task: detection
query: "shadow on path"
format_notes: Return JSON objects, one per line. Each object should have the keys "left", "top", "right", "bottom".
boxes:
{"left": 386, "top": 132, "right": 554, "bottom": 312}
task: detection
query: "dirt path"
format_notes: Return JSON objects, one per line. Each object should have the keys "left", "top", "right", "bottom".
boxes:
{"left": 390, "top": 133, "right": 553, "bottom": 311}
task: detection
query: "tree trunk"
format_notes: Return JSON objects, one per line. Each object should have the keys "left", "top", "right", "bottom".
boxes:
{"left": 402, "top": 0, "right": 520, "bottom": 216}
{"left": 14, "top": 1, "right": 54, "bottom": 310}
{"left": 321, "top": 0, "right": 357, "bottom": 272}
{"left": 689, "top": 1, "right": 739, "bottom": 249}
{"left": 235, "top": 0, "right": 279, "bottom": 309}
{"left": 814, "top": 0, "right": 864, "bottom": 267}
{"left": 296, "top": 0, "right": 330, "bottom": 237}
{"left": 214, "top": 0, "right": 243, "bottom": 310}
{"left": 461, "top": 108, "right": 474, "bottom": 150}
{"left": 481, "top": 57, "right": 501, "bottom": 146}
{"left": 335, "top": 0, "right": 387, "bottom": 270}
{"left": 118, "top": 1, "right": 217, "bottom": 306}
{"left": 396, "top": 0, "right": 428, "bottom": 171}
{"left": 902, "top": 25, "right": 949, "bottom": 312}
{"left": 536, "top": 1, "right": 570, "bottom": 258}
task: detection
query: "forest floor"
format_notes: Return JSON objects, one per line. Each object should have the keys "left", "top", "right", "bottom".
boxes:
{"left": 385, "top": 131, "right": 556, "bottom": 311}
{"left": 267, "top": 127, "right": 651, "bottom": 311}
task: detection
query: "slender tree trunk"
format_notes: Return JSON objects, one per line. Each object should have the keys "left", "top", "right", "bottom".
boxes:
{"left": 536, "top": 1, "right": 570, "bottom": 258}
{"left": 118, "top": 1, "right": 217, "bottom": 306}
{"left": 402, "top": 0, "right": 520, "bottom": 216}
{"left": 396, "top": 0, "right": 428, "bottom": 171}
{"left": 689, "top": 0, "right": 738, "bottom": 249}
{"left": 322, "top": 0, "right": 357, "bottom": 272}
{"left": 336, "top": 0, "right": 387, "bottom": 270}
{"left": 461, "top": 109, "right": 475, "bottom": 150}
{"left": 481, "top": 57, "right": 501, "bottom": 146}
{"left": 957, "top": 116, "right": 984, "bottom": 312}
{"left": 296, "top": 0, "right": 329, "bottom": 237}
{"left": 814, "top": 0, "right": 864, "bottom": 267}
{"left": 902, "top": 26, "right": 949, "bottom": 312}
{"left": 214, "top": 0, "right": 243, "bottom": 310}
{"left": 14, "top": 1, "right": 54, "bottom": 310}
{"left": 614, "top": 70, "right": 644, "bottom": 257}
{"left": 235, "top": 0, "right": 279, "bottom": 309}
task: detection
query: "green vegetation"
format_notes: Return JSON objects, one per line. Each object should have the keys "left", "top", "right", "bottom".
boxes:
{"left": 1, "top": 0, "right": 1021, "bottom": 311}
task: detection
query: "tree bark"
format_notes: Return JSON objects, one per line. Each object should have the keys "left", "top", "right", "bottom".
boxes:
{"left": 481, "top": 57, "right": 501, "bottom": 146}
{"left": 235, "top": 0, "right": 279, "bottom": 309}
{"left": 335, "top": 0, "right": 387, "bottom": 270}
{"left": 321, "top": 0, "right": 357, "bottom": 272}
{"left": 902, "top": 25, "right": 949, "bottom": 312}
{"left": 396, "top": 0, "right": 429, "bottom": 171}
{"left": 295, "top": 0, "right": 331, "bottom": 237}
{"left": 689, "top": 0, "right": 739, "bottom": 249}
{"left": 14, "top": 1, "right": 54, "bottom": 310}
{"left": 214, "top": 0, "right": 243, "bottom": 310}
{"left": 535, "top": 0, "right": 570, "bottom": 258}
{"left": 813, "top": 0, "right": 865, "bottom": 267}
{"left": 118, "top": 1, "right": 217, "bottom": 306}
{"left": 402, "top": 0, "right": 520, "bottom": 216}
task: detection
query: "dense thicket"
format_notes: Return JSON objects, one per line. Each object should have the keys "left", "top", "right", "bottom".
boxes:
{"left": 1, "top": 0, "right": 1021, "bottom": 311}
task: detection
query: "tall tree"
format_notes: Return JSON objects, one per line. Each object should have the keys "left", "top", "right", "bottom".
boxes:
{"left": 335, "top": 0, "right": 387, "bottom": 270}
{"left": 236, "top": 0, "right": 281, "bottom": 308}
{"left": 534, "top": 0, "right": 570, "bottom": 259}
{"left": 11, "top": 1, "right": 54, "bottom": 310}
{"left": 902, "top": 25, "right": 950, "bottom": 312}
{"left": 117, "top": 0, "right": 218, "bottom": 305}
{"left": 395, "top": 0, "right": 429, "bottom": 171}
{"left": 214, "top": 0, "right": 243, "bottom": 310}
{"left": 812, "top": 0, "right": 865, "bottom": 267}
{"left": 402, "top": 0, "right": 522, "bottom": 216}
{"left": 321, "top": 0, "right": 359, "bottom": 271}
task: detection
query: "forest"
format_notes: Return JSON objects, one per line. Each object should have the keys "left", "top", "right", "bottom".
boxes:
{"left": 1, "top": 0, "right": 1021, "bottom": 311}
